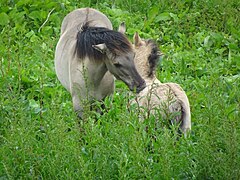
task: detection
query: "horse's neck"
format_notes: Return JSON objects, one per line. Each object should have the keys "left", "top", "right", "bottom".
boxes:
{"left": 135, "top": 64, "right": 151, "bottom": 82}
{"left": 134, "top": 58, "right": 160, "bottom": 85}
{"left": 134, "top": 59, "right": 160, "bottom": 86}
{"left": 134, "top": 49, "right": 153, "bottom": 81}
{"left": 83, "top": 59, "right": 108, "bottom": 86}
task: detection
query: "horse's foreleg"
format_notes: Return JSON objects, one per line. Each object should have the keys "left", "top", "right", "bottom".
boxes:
{"left": 71, "top": 81, "right": 86, "bottom": 119}
{"left": 72, "top": 95, "right": 84, "bottom": 119}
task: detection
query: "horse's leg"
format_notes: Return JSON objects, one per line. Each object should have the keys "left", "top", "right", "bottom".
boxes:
{"left": 69, "top": 57, "right": 87, "bottom": 119}
{"left": 71, "top": 79, "right": 87, "bottom": 119}
{"left": 72, "top": 94, "right": 84, "bottom": 119}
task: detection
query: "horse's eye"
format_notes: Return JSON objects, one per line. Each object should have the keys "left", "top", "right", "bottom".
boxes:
{"left": 114, "top": 63, "right": 122, "bottom": 68}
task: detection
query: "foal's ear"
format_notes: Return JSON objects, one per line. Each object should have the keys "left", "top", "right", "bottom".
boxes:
{"left": 118, "top": 22, "right": 126, "bottom": 34}
{"left": 133, "top": 32, "right": 144, "bottom": 47}
{"left": 92, "top": 43, "right": 107, "bottom": 54}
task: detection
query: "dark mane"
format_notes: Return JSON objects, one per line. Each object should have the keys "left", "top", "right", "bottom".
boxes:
{"left": 76, "top": 23, "right": 133, "bottom": 61}
{"left": 146, "top": 39, "right": 161, "bottom": 77}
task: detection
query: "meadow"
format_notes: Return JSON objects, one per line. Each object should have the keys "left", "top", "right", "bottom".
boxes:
{"left": 0, "top": 0, "right": 239, "bottom": 179}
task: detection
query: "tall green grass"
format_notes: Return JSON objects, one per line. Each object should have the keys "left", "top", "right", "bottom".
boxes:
{"left": 0, "top": 0, "right": 239, "bottom": 179}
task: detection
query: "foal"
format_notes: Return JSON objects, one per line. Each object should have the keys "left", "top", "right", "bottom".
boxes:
{"left": 132, "top": 33, "right": 191, "bottom": 135}
{"left": 54, "top": 8, "right": 145, "bottom": 118}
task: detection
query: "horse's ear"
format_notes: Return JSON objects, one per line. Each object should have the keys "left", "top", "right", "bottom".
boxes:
{"left": 118, "top": 22, "right": 126, "bottom": 34}
{"left": 133, "top": 32, "right": 143, "bottom": 47}
{"left": 92, "top": 43, "right": 107, "bottom": 54}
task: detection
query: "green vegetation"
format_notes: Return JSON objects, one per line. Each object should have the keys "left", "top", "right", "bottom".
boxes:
{"left": 0, "top": 0, "right": 239, "bottom": 179}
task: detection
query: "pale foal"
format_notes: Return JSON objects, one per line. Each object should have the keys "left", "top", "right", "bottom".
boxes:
{"left": 132, "top": 32, "right": 191, "bottom": 135}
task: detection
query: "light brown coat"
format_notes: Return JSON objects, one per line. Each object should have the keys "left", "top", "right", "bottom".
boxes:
{"left": 133, "top": 33, "right": 191, "bottom": 134}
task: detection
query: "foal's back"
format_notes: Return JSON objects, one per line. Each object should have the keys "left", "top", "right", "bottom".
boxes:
{"left": 137, "top": 80, "right": 191, "bottom": 134}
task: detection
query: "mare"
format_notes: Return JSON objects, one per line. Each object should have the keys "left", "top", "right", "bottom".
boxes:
{"left": 54, "top": 8, "right": 145, "bottom": 118}
{"left": 132, "top": 32, "right": 191, "bottom": 135}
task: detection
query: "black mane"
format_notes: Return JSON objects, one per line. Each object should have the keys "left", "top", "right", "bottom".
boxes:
{"left": 146, "top": 39, "right": 161, "bottom": 77}
{"left": 76, "top": 23, "right": 133, "bottom": 61}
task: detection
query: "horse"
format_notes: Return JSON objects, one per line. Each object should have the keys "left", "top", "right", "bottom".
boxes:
{"left": 132, "top": 32, "right": 191, "bottom": 135}
{"left": 54, "top": 8, "right": 146, "bottom": 118}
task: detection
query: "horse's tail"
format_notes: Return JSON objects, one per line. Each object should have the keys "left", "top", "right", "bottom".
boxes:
{"left": 167, "top": 83, "right": 191, "bottom": 136}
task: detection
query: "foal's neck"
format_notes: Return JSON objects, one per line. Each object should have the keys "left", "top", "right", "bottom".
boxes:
{"left": 144, "top": 75, "right": 158, "bottom": 85}
{"left": 134, "top": 58, "right": 156, "bottom": 85}
{"left": 134, "top": 60, "right": 159, "bottom": 86}
{"left": 134, "top": 46, "right": 154, "bottom": 82}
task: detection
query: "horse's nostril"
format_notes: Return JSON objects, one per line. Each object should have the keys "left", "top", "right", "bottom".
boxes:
{"left": 136, "top": 81, "right": 146, "bottom": 93}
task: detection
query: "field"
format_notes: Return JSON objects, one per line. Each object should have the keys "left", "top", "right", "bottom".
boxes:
{"left": 0, "top": 0, "right": 240, "bottom": 179}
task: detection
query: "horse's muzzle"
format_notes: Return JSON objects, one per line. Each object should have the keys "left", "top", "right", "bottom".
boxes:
{"left": 136, "top": 81, "right": 146, "bottom": 93}
{"left": 127, "top": 76, "right": 146, "bottom": 93}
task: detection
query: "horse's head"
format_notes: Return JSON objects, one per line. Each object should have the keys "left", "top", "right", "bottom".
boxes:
{"left": 133, "top": 32, "right": 163, "bottom": 79}
{"left": 92, "top": 24, "right": 146, "bottom": 93}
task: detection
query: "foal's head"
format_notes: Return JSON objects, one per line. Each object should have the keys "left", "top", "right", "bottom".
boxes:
{"left": 133, "top": 32, "right": 163, "bottom": 80}
{"left": 76, "top": 22, "right": 146, "bottom": 93}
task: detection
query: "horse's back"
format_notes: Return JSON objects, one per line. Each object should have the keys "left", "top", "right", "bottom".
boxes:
{"left": 61, "top": 8, "right": 113, "bottom": 36}
{"left": 54, "top": 8, "right": 113, "bottom": 91}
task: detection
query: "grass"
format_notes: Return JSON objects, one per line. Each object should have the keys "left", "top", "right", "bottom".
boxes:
{"left": 0, "top": 0, "right": 240, "bottom": 179}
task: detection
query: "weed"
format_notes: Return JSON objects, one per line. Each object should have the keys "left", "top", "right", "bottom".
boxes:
{"left": 0, "top": 0, "right": 239, "bottom": 179}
